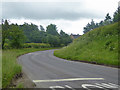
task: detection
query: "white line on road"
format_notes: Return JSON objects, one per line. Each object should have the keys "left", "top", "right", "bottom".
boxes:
{"left": 33, "top": 78, "right": 104, "bottom": 83}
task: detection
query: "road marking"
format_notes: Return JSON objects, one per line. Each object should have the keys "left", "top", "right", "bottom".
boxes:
{"left": 49, "top": 86, "right": 65, "bottom": 90}
{"left": 33, "top": 78, "right": 104, "bottom": 83}
{"left": 95, "top": 83, "right": 118, "bottom": 88}
{"left": 82, "top": 84, "right": 104, "bottom": 89}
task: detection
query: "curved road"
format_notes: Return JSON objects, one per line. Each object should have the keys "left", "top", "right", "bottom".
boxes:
{"left": 18, "top": 50, "right": 119, "bottom": 89}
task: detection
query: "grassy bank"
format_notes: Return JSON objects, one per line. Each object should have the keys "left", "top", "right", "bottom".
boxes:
{"left": 54, "top": 22, "right": 119, "bottom": 67}
{"left": 2, "top": 48, "right": 57, "bottom": 88}
{"left": 0, "top": 50, "right": 2, "bottom": 88}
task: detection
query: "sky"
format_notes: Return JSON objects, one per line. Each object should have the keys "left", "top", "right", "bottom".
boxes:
{"left": 1, "top": 0, "right": 119, "bottom": 35}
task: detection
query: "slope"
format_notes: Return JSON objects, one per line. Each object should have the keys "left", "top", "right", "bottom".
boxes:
{"left": 54, "top": 22, "right": 119, "bottom": 67}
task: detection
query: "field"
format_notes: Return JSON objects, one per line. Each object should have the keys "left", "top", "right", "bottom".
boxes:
{"left": 2, "top": 48, "right": 57, "bottom": 88}
{"left": 54, "top": 22, "right": 119, "bottom": 67}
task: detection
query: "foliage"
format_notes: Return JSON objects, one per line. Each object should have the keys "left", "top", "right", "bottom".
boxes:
{"left": 54, "top": 22, "right": 119, "bottom": 67}
{"left": 83, "top": 7, "right": 120, "bottom": 34}
{"left": 60, "top": 30, "right": 72, "bottom": 46}
{"left": 2, "top": 20, "right": 25, "bottom": 49}
{"left": 40, "top": 25, "right": 45, "bottom": 31}
{"left": 46, "top": 34, "right": 60, "bottom": 47}
{"left": 23, "top": 43, "right": 51, "bottom": 48}
{"left": 9, "top": 25, "right": 25, "bottom": 48}
{"left": 113, "top": 7, "right": 120, "bottom": 22}
{"left": 46, "top": 24, "right": 59, "bottom": 36}
{"left": 1, "top": 20, "right": 72, "bottom": 48}
{"left": 2, "top": 20, "right": 9, "bottom": 49}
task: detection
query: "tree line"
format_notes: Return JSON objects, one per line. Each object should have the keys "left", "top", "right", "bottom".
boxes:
{"left": 1, "top": 20, "right": 72, "bottom": 49}
{"left": 83, "top": 7, "right": 120, "bottom": 33}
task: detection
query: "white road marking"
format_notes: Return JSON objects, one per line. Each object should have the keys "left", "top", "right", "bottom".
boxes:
{"left": 82, "top": 84, "right": 104, "bottom": 90}
{"left": 49, "top": 86, "right": 65, "bottom": 90}
{"left": 95, "top": 83, "right": 118, "bottom": 88}
{"left": 33, "top": 78, "right": 104, "bottom": 83}
{"left": 108, "top": 83, "right": 119, "bottom": 87}
{"left": 65, "top": 85, "right": 76, "bottom": 90}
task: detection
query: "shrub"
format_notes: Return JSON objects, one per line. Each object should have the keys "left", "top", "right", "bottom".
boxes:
{"left": 23, "top": 43, "right": 51, "bottom": 48}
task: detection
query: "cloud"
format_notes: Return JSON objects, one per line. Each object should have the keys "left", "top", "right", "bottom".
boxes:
{"left": 2, "top": 2, "right": 104, "bottom": 20}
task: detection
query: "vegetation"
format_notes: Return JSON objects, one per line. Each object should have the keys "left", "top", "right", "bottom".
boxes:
{"left": 1, "top": 20, "right": 72, "bottom": 49}
{"left": 4, "top": 43, "right": 51, "bottom": 49}
{"left": 2, "top": 48, "right": 58, "bottom": 88}
{"left": 83, "top": 7, "right": 120, "bottom": 33}
{"left": 1, "top": 17, "right": 72, "bottom": 88}
{"left": 54, "top": 22, "right": 119, "bottom": 67}
{"left": 19, "top": 22, "right": 72, "bottom": 47}
{"left": 0, "top": 50, "right": 1, "bottom": 88}
{"left": 1, "top": 5, "right": 119, "bottom": 89}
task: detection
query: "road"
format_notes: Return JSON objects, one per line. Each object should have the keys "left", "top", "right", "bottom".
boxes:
{"left": 18, "top": 50, "right": 119, "bottom": 89}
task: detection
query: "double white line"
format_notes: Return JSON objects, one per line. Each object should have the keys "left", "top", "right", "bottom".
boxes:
{"left": 33, "top": 78, "right": 104, "bottom": 83}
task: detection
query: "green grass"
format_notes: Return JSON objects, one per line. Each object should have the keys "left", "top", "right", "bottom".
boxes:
{"left": 0, "top": 50, "right": 2, "bottom": 88}
{"left": 2, "top": 48, "right": 58, "bottom": 88}
{"left": 54, "top": 22, "right": 119, "bottom": 67}
{"left": 16, "top": 83, "right": 24, "bottom": 88}
{"left": 4, "top": 43, "right": 51, "bottom": 49}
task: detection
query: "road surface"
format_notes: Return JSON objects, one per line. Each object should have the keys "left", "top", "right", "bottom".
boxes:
{"left": 18, "top": 50, "right": 119, "bottom": 89}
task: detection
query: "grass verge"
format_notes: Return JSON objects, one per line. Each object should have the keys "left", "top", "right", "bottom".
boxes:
{"left": 2, "top": 48, "right": 58, "bottom": 88}
{"left": 54, "top": 22, "right": 119, "bottom": 67}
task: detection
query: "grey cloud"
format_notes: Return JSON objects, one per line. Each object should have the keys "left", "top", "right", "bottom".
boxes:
{"left": 2, "top": 2, "right": 103, "bottom": 20}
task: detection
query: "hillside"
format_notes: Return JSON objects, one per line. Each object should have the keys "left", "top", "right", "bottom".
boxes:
{"left": 54, "top": 22, "right": 119, "bottom": 67}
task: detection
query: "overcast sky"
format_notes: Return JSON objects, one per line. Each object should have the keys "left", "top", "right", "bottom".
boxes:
{"left": 2, "top": 0, "right": 119, "bottom": 35}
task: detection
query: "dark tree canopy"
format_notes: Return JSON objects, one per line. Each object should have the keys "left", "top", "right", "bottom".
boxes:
{"left": 40, "top": 25, "right": 45, "bottom": 31}
{"left": 83, "top": 7, "right": 119, "bottom": 34}
{"left": 1, "top": 20, "right": 72, "bottom": 48}
{"left": 113, "top": 7, "right": 120, "bottom": 22}
{"left": 46, "top": 24, "right": 59, "bottom": 36}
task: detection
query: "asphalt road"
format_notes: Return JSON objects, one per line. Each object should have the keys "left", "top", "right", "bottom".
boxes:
{"left": 18, "top": 50, "right": 119, "bottom": 89}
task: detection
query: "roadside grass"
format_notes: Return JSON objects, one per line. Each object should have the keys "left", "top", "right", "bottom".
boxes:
{"left": 2, "top": 47, "right": 58, "bottom": 88}
{"left": 16, "top": 83, "right": 24, "bottom": 88}
{"left": 0, "top": 50, "right": 2, "bottom": 88}
{"left": 54, "top": 22, "right": 119, "bottom": 67}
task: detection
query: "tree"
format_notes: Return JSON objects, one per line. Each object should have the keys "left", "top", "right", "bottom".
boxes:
{"left": 20, "top": 23, "right": 40, "bottom": 43}
{"left": 90, "top": 19, "right": 96, "bottom": 29}
{"left": 105, "top": 13, "right": 111, "bottom": 21}
{"left": 46, "top": 34, "right": 60, "bottom": 47}
{"left": 40, "top": 25, "right": 45, "bottom": 31}
{"left": 99, "top": 21, "right": 104, "bottom": 26}
{"left": 60, "top": 30, "right": 66, "bottom": 36}
{"left": 113, "top": 7, "right": 120, "bottom": 22}
{"left": 46, "top": 24, "right": 59, "bottom": 36}
{"left": 9, "top": 25, "right": 25, "bottom": 48}
{"left": 60, "top": 30, "right": 72, "bottom": 46}
{"left": 2, "top": 19, "right": 9, "bottom": 49}
{"left": 104, "top": 13, "right": 112, "bottom": 25}
{"left": 83, "top": 23, "right": 91, "bottom": 33}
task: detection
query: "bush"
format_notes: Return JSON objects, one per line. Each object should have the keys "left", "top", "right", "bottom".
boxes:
{"left": 23, "top": 43, "right": 51, "bottom": 48}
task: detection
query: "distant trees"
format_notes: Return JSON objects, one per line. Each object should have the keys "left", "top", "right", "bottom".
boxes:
{"left": 60, "top": 30, "right": 72, "bottom": 46}
{"left": 2, "top": 20, "right": 10, "bottom": 49}
{"left": 40, "top": 25, "right": 45, "bottom": 31}
{"left": 2, "top": 20, "right": 25, "bottom": 49}
{"left": 104, "top": 13, "right": 112, "bottom": 25}
{"left": 46, "top": 34, "right": 60, "bottom": 47}
{"left": 46, "top": 24, "right": 59, "bottom": 36}
{"left": 83, "top": 19, "right": 97, "bottom": 33}
{"left": 113, "top": 7, "right": 120, "bottom": 22}
{"left": 45, "top": 24, "right": 72, "bottom": 46}
{"left": 83, "top": 7, "right": 120, "bottom": 34}
{"left": 1, "top": 20, "right": 72, "bottom": 48}
{"left": 9, "top": 24, "right": 25, "bottom": 48}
